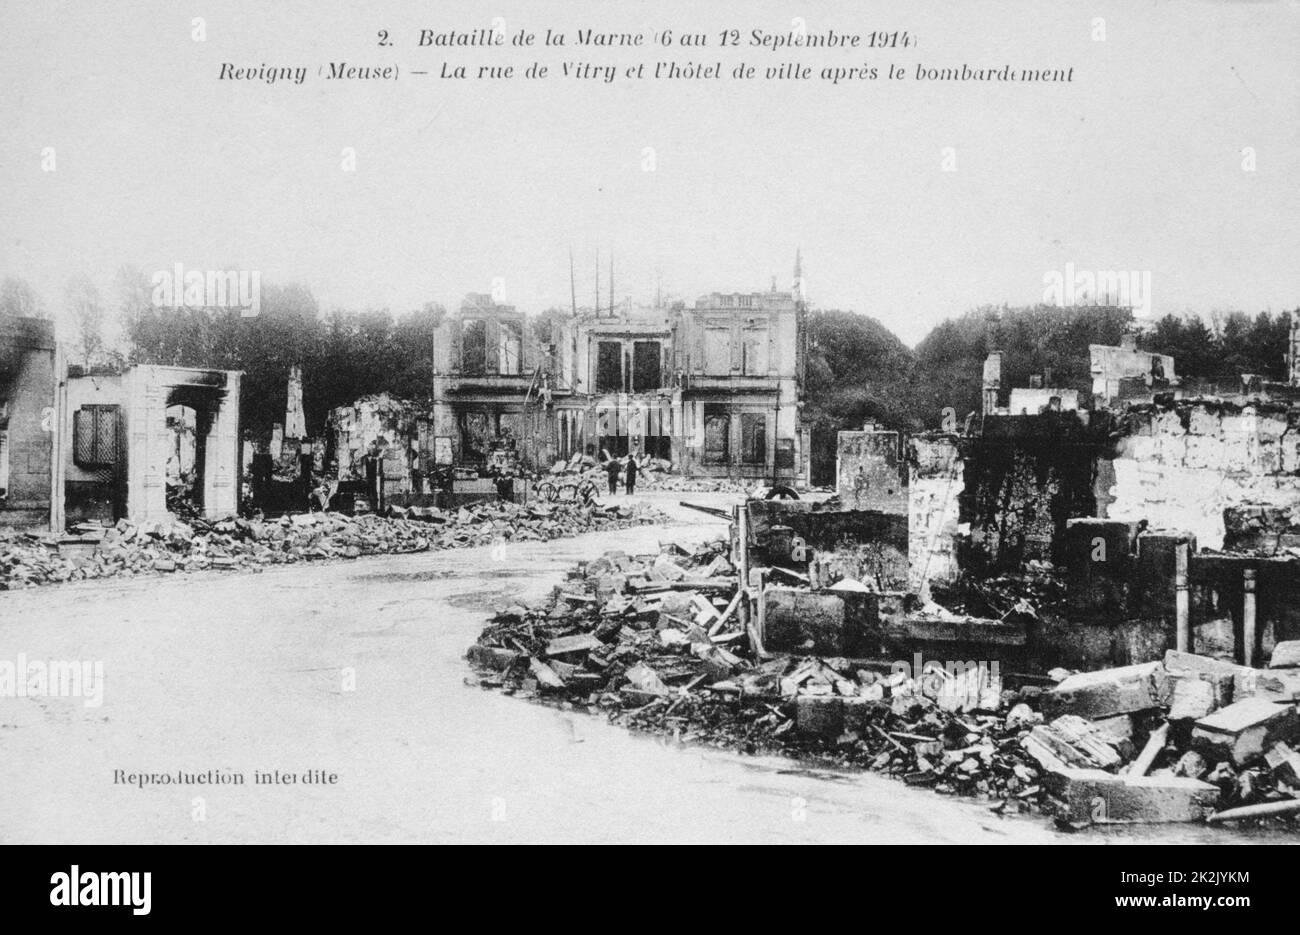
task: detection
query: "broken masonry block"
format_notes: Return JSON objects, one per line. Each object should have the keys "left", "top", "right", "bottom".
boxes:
{"left": 1043, "top": 767, "right": 1219, "bottom": 824}
{"left": 1191, "top": 698, "right": 1300, "bottom": 766}
{"left": 1264, "top": 742, "right": 1300, "bottom": 784}
{"left": 1168, "top": 678, "right": 1219, "bottom": 722}
{"left": 1236, "top": 667, "right": 1300, "bottom": 703}
{"left": 1162, "top": 649, "right": 1242, "bottom": 691}
{"left": 1164, "top": 649, "right": 1300, "bottom": 703}
{"left": 652, "top": 553, "right": 686, "bottom": 581}
{"left": 544, "top": 633, "right": 604, "bottom": 657}
{"left": 1091, "top": 713, "right": 1135, "bottom": 745}
{"left": 1021, "top": 716, "right": 1124, "bottom": 772}
{"left": 1041, "top": 662, "right": 1169, "bottom": 719}
{"left": 593, "top": 573, "right": 627, "bottom": 595}
{"left": 624, "top": 662, "right": 669, "bottom": 696}
{"left": 1270, "top": 641, "right": 1300, "bottom": 669}
{"left": 548, "top": 660, "right": 578, "bottom": 681}
{"left": 466, "top": 644, "right": 521, "bottom": 672}
{"left": 794, "top": 695, "right": 844, "bottom": 738}
{"left": 1165, "top": 667, "right": 1233, "bottom": 713}
{"left": 528, "top": 658, "right": 566, "bottom": 690}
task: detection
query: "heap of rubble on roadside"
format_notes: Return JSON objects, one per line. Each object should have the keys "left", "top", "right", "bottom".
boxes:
{"left": 469, "top": 540, "right": 1300, "bottom": 830}
{"left": 0, "top": 500, "right": 666, "bottom": 590}
{"left": 545, "top": 452, "right": 752, "bottom": 494}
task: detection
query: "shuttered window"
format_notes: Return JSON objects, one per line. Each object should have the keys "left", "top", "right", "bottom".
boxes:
{"left": 73, "top": 405, "right": 119, "bottom": 468}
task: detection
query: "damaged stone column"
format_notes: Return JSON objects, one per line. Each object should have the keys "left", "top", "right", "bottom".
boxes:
{"left": 908, "top": 434, "right": 963, "bottom": 599}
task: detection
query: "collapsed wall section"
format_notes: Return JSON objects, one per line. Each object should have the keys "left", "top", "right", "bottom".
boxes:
{"left": 961, "top": 412, "right": 1109, "bottom": 572}
{"left": 1107, "top": 402, "right": 1300, "bottom": 550}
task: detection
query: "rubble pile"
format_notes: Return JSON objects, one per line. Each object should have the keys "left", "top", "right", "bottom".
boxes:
{"left": 639, "top": 472, "right": 751, "bottom": 494}
{"left": 1223, "top": 502, "right": 1300, "bottom": 554}
{"left": 469, "top": 541, "right": 1050, "bottom": 809}
{"left": 935, "top": 561, "right": 1067, "bottom": 620}
{"left": 546, "top": 453, "right": 751, "bottom": 494}
{"left": 0, "top": 500, "right": 667, "bottom": 590}
{"left": 469, "top": 542, "right": 1300, "bottom": 829}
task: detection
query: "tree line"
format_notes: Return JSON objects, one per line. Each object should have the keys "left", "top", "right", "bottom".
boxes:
{"left": 0, "top": 268, "right": 444, "bottom": 437}
{"left": 804, "top": 304, "right": 1294, "bottom": 483}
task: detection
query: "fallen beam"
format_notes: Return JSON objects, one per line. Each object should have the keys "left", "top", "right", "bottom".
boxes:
{"left": 1207, "top": 798, "right": 1300, "bottom": 824}
{"left": 678, "top": 501, "right": 731, "bottom": 519}
{"left": 1127, "top": 723, "right": 1169, "bottom": 777}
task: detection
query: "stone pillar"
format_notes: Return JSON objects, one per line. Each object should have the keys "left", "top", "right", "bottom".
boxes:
{"left": 203, "top": 373, "right": 240, "bottom": 518}
{"left": 126, "top": 367, "right": 170, "bottom": 523}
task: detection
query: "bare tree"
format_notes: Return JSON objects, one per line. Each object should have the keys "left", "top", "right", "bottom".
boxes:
{"left": 65, "top": 274, "right": 105, "bottom": 368}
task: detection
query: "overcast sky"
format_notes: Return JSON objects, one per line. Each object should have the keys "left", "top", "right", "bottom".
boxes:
{"left": 1, "top": 0, "right": 1296, "bottom": 346}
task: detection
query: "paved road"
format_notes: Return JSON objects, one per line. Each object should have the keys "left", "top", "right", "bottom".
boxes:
{"left": 0, "top": 493, "right": 1273, "bottom": 843}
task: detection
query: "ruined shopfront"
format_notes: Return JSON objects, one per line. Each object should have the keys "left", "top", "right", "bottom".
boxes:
{"left": 431, "top": 295, "right": 570, "bottom": 473}
{"left": 62, "top": 366, "right": 241, "bottom": 524}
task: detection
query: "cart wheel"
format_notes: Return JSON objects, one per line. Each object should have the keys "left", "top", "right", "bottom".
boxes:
{"left": 536, "top": 481, "right": 557, "bottom": 502}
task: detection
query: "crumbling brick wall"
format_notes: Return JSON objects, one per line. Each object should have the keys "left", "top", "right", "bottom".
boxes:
{"left": 1107, "top": 402, "right": 1300, "bottom": 550}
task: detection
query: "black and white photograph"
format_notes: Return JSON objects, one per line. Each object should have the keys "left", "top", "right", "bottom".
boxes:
{"left": 1, "top": 0, "right": 1298, "bottom": 904}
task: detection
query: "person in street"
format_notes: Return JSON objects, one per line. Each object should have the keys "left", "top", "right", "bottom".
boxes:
{"left": 624, "top": 453, "right": 638, "bottom": 495}
{"left": 606, "top": 456, "right": 621, "bottom": 495}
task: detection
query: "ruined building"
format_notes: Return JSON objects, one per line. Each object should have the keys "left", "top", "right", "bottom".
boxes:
{"left": 1, "top": 311, "right": 241, "bottom": 531}
{"left": 1089, "top": 333, "right": 1177, "bottom": 406}
{"left": 429, "top": 294, "right": 560, "bottom": 473}
{"left": 429, "top": 268, "right": 810, "bottom": 486}
{"left": 62, "top": 366, "right": 242, "bottom": 524}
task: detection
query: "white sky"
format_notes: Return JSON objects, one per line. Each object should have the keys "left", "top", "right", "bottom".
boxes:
{"left": 1, "top": 0, "right": 1296, "bottom": 346}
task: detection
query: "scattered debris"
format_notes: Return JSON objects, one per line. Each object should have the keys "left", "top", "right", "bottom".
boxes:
{"left": 0, "top": 500, "right": 667, "bottom": 590}
{"left": 470, "top": 565, "right": 1300, "bottom": 828}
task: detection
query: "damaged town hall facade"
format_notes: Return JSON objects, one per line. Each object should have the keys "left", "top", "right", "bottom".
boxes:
{"left": 427, "top": 277, "right": 810, "bottom": 487}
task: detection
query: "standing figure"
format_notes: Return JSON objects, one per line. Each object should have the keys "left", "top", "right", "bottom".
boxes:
{"left": 606, "top": 456, "right": 621, "bottom": 495}
{"left": 624, "top": 454, "right": 638, "bottom": 495}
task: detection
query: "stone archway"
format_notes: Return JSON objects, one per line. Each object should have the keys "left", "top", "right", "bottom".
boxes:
{"left": 124, "top": 366, "right": 241, "bottom": 522}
